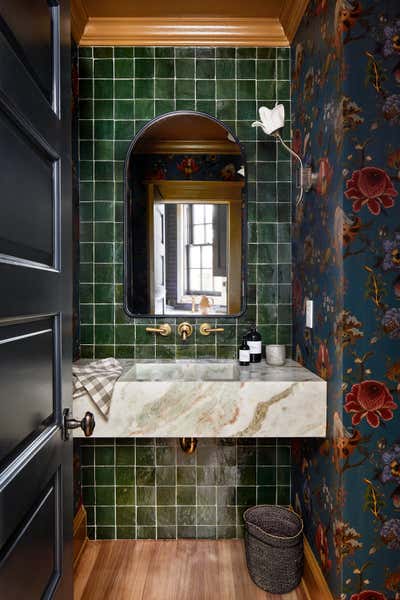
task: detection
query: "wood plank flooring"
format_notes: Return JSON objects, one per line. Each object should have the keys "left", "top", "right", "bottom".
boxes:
{"left": 74, "top": 540, "right": 307, "bottom": 600}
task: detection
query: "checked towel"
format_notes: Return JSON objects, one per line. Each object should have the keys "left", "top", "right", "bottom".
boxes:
{"left": 73, "top": 358, "right": 123, "bottom": 418}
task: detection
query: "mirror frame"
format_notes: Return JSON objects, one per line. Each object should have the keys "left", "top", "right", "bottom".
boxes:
{"left": 123, "top": 110, "right": 248, "bottom": 319}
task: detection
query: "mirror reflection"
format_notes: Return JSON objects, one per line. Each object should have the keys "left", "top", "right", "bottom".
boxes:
{"left": 124, "top": 111, "right": 246, "bottom": 317}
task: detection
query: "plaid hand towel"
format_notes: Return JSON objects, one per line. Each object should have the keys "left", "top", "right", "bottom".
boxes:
{"left": 73, "top": 358, "right": 123, "bottom": 418}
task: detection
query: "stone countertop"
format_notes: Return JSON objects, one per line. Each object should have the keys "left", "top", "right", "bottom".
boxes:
{"left": 73, "top": 359, "right": 327, "bottom": 438}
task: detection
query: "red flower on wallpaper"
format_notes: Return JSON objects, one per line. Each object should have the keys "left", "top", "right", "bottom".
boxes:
{"left": 344, "top": 167, "right": 398, "bottom": 215}
{"left": 344, "top": 381, "right": 398, "bottom": 428}
{"left": 316, "top": 343, "right": 333, "bottom": 380}
{"left": 315, "top": 523, "right": 332, "bottom": 573}
{"left": 350, "top": 592, "right": 387, "bottom": 600}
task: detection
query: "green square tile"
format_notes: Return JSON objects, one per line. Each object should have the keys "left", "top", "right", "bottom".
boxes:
{"left": 177, "top": 467, "right": 196, "bottom": 485}
{"left": 197, "top": 486, "right": 216, "bottom": 506}
{"left": 115, "top": 120, "right": 135, "bottom": 140}
{"left": 135, "top": 100, "right": 154, "bottom": 120}
{"left": 277, "top": 486, "right": 291, "bottom": 504}
{"left": 257, "top": 466, "right": 276, "bottom": 485}
{"left": 79, "top": 79, "right": 93, "bottom": 98}
{"left": 157, "top": 486, "right": 175, "bottom": 506}
{"left": 116, "top": 466, "right": 135, "bottom": 485}
{"left": 257, "top": 486, "right": 276, "bottom": 504}
{"left": 196, "top": 80, "right": 215, "bottom": 99}
{"left": 94, "top": 79, "right": 113, "bottom": 99}
{"left": 175, "top": 59, "right": 194, "bottom": 78}
{"left": 216, "top": 48, "right": 235, "bottom": 58}
{"left": 136, "top": 79, "right": 154, "bottom": 98}
{"left": 115, "top": 79, "right": 133, "bottom": 99}
{"left": 175, "top": 47, "right": 194, "bottom": 58}
{"left": 257, "top": 60, "right": 276, "bottom": 79}
{"left": 156, "top": 47, "right": 174, "bottom": 57}
{"left": 94, "top": 48, "right": 113, "bottom": 59}
{"left": 277, "top": 60, "right": 290, "bottom": 80}
{"left": 79, "top": 100, "right": 93, "bottom": 120}
{"left": 157, "top": 507, "right": 176, "bottom": 526}
{"left": 116, "top": 506, "right": 135, "bottom": 526}
{"left": 216, "top": 80, "right": 235, "bottom": 99}
{"left": 156, "top": 466, "right": 176, "bottom": 485}
{"left": 79, "top": 47, "right": 92, "bottom": 58}
{"left": 155, "top": 59, "right": 174, "bottom": 78}
{"left": 177, "top": 486, "right": 196, "bottom": 505}
{"left": 237, "top": 80, "right": 256, "bottom": 99}
{"left": 156, "top": 446, "right": 175, "bottom": 465}
{"left": 94, "top": 59, "right": 113, "bottom": 78}
{"left": 115, "top": 325, "right": 134, "bottom": 344}
{"left": 277, "top": 80, "right": 290, "bottom": 100}
{"left": 135, "top": 59, "right": 154, "bottom": 78}
{"left": 79, "top": 58, "right": 93, "bottom": 78}
{"left": 136, "top": 467, "right": 156, "bottom": 485}
{"left": 115, "top": 47, "right": 133, "bottom": 58}
{"left": 217, "top": 487, "right": 236, "bottom": 506}
{"left": 176, "top": 79, "right": 194, "bottom": 99}
{"left": 216, "top": 60, "right": 235, "bottom": 79}
{"left": 96, "top": 486, "right": 115, "bottom": 505}
{"left": 116, "top": 445, "right": 135, "bottom": 465}
{"left": 196, "top": 59, "right": 215, "bottom": 79}
{"left": 177, "top": 506, "right": 196, "bottom": 526}
{"left": 94, "top": 120, "right": 113, "bottom": 139}
{"left": 196, "top": 48, "right": 215, "bottom": 58}
{"left": 116, "top": 486, "right": 135, "bottom": 505}
{"left": 115, "top": 100, "right": 134, "bottom": 119}
{"left": 95, "top": 446, "right": 114, "bottom": 465}
{"left": 137, "top": 486, "right": 155, "bottom": 505}
{"left": 155, "top": 79, "right": 174, "bottom": 99}
{"left": 196, "top": 100, "right": 215, "bottom": 115}
{"left": 136, "top": 446, "right": 155, "bottom": 465}
{"left": 94, "top": 161, "right": 113, "bottom": 180}
{"left": 197, "top": 506, "right": 216, "bottom": 526}
{"left": 135, "top": 48, "right": 154, "bottom": 58}
{"left": 96, "top": 506, "right": 115, "bottom": 526}
{"left": 237, "top": 60, "right": 255, "bottom": 79}
{"left": 137, "top": 507, "right": 156, "bottom": 526}
{"left": 115, "top": 59, "right": 134, "bottom": 78}
{"left": 217, "top": 506, "right": 236, "bottom": 526}
{"left": 237, "top": 101, "right": 256, "bottom": 120}
{"left": 257, "top": 80, "right": 276, "bottom": 101}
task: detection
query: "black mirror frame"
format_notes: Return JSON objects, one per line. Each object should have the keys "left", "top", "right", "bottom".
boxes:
{"left": 123, "top": 110, "right": 247, "bottom": 319}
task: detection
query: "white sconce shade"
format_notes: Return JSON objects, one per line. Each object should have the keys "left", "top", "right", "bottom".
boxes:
{"left": 251, "top": 104, "right": 285, "bottom": 135}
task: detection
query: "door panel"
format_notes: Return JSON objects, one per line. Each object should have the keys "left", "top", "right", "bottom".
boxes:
{"left": 0, "top": 477, "right": 61, "bottom": 600}
{"left": 0, "top": 317, "right": 56, "bottom": 465}
{"left": 0, "top": 1, "right": 73, "bottom": 598}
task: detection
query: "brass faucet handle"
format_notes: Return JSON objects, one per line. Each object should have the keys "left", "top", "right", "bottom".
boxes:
{"left": 145, "top": 324, "right": 172, "bottom": 337}
{"left": 199, "top": 323, "right": 225, "bottom": 336}
{"left": 177, "top": 322, "right": 193, "bottom": 341}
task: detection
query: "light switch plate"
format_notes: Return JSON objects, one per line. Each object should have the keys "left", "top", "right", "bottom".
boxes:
{"left": 306, "top": 299, "right": 313, "bottom": 328}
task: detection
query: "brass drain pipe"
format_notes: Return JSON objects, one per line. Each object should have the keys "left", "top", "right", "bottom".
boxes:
{"left": 179, "top": 437, "right": 197, "bottom": 454}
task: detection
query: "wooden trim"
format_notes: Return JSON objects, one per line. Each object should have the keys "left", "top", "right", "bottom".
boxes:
{"left": 145, "top": 180, "right": 245, "bottom": 201}
{"left": 302, "top": 536, "right": 334, "bottom": 600}
{"left": 280, "top": 0, "right": 310, "bottom": 43}
{"left": 73, "top": 505, "right": 88, "bottom": 570}
{"left": 134, "top": 140, "right": 241, "bottom": 156}
{"left": 71, "top": 0, "right": 89, "bottom": 44}
{"left": 78, "top": 17, "right": 289, "bottom": 47}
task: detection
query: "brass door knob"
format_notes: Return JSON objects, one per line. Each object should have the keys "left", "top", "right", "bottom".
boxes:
{"left": 145, "top": 323, "right": 172, "bottom": 336}
{"left": 199, "top": 323, "right": 224, "bottom": 336}
{"left": 63, "top": 408, "right": 95, "bottom": 440}
{"left": 177, "top": 322, "right": 193, "bottom": 341}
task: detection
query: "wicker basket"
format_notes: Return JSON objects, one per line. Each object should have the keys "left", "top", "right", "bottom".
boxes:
{"left": 243, "top": 505, "right": 304, "bottom": 594}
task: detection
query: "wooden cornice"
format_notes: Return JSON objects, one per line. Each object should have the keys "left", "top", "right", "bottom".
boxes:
{"left": 74, "top": 15, "right": 289, "bottom": 47}
{"left": 71, "top": 0, "right": 89, "bottom": 44}
{"left": 280, "top": 0, "right": 310, "bottom": 43}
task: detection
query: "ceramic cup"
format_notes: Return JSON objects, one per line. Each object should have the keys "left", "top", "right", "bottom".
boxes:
{"left": 265, "top": 344, "right": 286, "bottom": 366}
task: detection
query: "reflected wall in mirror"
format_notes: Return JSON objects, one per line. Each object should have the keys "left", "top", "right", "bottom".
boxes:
{"left": 124, "top": 111, "right": 246, "bottom": 317}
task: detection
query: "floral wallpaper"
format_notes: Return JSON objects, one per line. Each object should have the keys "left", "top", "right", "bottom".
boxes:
{"left": 135, "top": 153, "right": 243, "bottom": 181}
{"left": 292, "top": 1, "right": 400, "bottom": 598}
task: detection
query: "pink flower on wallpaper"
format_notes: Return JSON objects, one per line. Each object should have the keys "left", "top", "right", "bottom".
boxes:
{"left": 316, "top": 343, "right": 333, "bottom": 380}
{"left": 344, "top": 381, "right": 397, "bottom": 428}
{"left": 345, "top": 167, "right": 398, "bottom": 215}
{"left": 316, "top": 157, "right": 333, "bottom": 196}
{"left": 350, "top": 591, "right": 387, "bottom": 600}
{"left": 315, "top": 523, "right": 332, "bottom": 573}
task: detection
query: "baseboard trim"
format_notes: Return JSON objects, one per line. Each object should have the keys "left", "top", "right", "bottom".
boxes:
{"left": 73, "top": 505, "right": 88, "bottom": 569}
{"left": 302, "top": 536, "right": 334, "bottom": 600}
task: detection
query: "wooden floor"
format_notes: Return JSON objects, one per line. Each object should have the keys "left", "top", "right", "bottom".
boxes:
{"left": 74, "top": 539, "right": 308, "bottom": 600}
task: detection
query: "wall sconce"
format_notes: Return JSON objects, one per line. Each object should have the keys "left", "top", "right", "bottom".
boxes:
{"left": 252, "top": 105, "right": 317, "bottom": 206}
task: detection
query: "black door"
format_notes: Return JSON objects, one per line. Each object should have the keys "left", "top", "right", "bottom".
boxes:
{"left": 0, "top": 1, "right": 74, "bottom": 598}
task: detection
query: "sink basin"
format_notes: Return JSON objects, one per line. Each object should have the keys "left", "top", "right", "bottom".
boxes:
{"left": 132, "top": 360, "right": 239, "bottom": 381}
{"left": 73, "top": 358, "right": 327, "bottom": 438}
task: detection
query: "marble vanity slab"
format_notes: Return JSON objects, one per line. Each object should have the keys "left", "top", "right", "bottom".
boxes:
{"left": 73, "top": 359, "right": 326, "bottom": 438}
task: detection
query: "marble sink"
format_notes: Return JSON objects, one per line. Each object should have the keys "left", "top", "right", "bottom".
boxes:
{"left": 73, "top": 359, "right": 327, "bottom": 438}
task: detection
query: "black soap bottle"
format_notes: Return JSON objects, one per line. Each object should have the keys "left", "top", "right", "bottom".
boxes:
{"left": 239, "top": 336, "right": 250, "bottom": 366}
{"left": 247, "top": 325, "right": 262, "bottom": 363}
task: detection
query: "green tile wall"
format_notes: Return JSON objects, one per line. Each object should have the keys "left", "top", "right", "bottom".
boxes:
{"left": 78, "top": 46, "right": 292, "bottom": 359}
{"left": 79, "top": 438, "right": 291, "bottom": 540}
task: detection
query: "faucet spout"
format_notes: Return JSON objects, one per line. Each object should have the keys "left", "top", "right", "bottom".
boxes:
{"left": 177, "top": 322, "right": 193, "bottom": 342}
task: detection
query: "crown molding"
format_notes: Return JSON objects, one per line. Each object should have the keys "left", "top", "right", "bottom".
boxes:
{"left": 71, "top": 0, "right": 89, "bottom": 43}
{"left": 76, "top": 17, "right": 289, "bottom": 47}
{"left": 280, "top": 0, "right": 310, "bottom": 43}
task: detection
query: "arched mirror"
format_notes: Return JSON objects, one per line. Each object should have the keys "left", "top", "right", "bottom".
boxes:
{"left": 124, "top": 111, "right": 246, "bottom": 317}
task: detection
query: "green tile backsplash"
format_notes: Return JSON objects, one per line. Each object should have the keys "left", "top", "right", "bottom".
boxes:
{"left": 78, "top": 46, "right": 292, "bottom": 359}
{"left": 79, "top": 438, "right": 291, "bottom": 540}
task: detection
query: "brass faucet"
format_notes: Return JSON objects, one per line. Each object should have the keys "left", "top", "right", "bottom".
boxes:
{"left": 177, "top": 322, "right": 193, "bottom": 342}
{"left": 199, "top": 323, "right": 225, "bottom": 336}
{"left": 145, "top": 323, "right": 172, "bottom": 337}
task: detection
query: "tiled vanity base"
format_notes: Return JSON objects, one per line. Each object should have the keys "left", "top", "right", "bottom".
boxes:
{"left": 74, "top": 360, "right": 326, "bottom": 438}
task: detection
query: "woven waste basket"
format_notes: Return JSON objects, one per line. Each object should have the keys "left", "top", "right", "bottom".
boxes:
{"left": 243, "top": 505, "right": 304, "bottom": 594}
